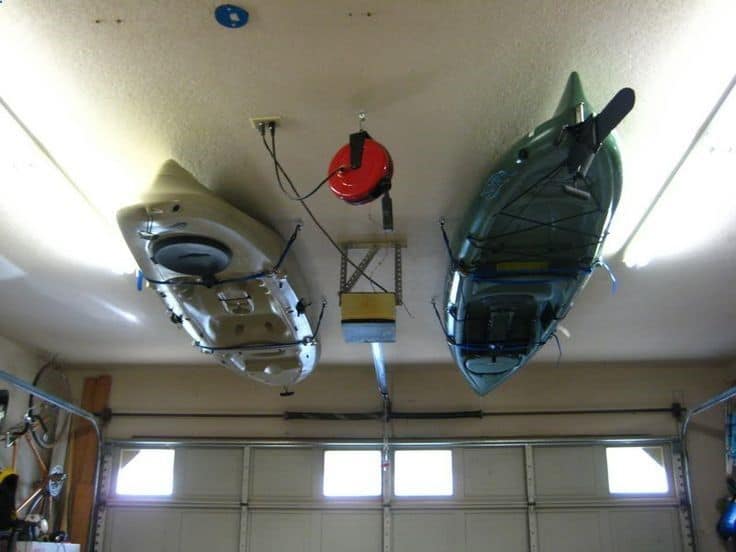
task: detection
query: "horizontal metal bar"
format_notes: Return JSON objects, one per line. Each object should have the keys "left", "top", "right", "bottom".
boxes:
{"left": 245, "top": 503, "right": 385, "bottom": 511}
{"left": 389, "top": 499, "right": 680, "bottom": 510}
{"left": 391, "top": 410, "right": 483, "bottom": 420}
{"left": 108, "top": 435, "right": 679, "bottom": 449}
{"left": 285, "top": 412, "right": 382, "bottom": 421}
{"left": 104, "top": 498, "right": 680, "bottom": 513}
{"left": 109, "top": 412, "right": 283, "bottom": 419}
{"left": 391, "top": 502, "right": 529, "bottom": 511}
{"left": 105, "top": 500, "right": 241, "bottom": 510}
{"left": 106, "top": 405, "right": 678, "bottom": 420}
{"left": 482, "top": 407, "right": 678, "bottom": 417}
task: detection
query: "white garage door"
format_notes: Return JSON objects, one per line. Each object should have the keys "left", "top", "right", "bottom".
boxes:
{"left": 99, "top": 438, "right": 692, "bottom": 552}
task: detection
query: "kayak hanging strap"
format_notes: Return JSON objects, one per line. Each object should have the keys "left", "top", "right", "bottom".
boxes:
{"left": 431, "top": 298, "right": 449, "bottom": 337}
{"left": 439, "top": 218, "right": 457, "bottom": 266}
{"left": 273, "top": 223, "right": 302, "bottom": 272}
{"left": 311, "top": 298, "right": 328, "bottom": 337}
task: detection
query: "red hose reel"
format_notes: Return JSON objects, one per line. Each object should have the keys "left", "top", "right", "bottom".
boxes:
{"left": 328, "top": 129, "right": 394, "bottom": 231}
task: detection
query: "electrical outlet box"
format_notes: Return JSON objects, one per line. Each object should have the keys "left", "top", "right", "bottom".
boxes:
{"left": 250, "top": 116, "right": 282, "bottom": 130}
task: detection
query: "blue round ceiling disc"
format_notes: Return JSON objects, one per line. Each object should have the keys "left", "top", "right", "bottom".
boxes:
{"left": 215, "top": 4, "right": 249, "bottom": 29}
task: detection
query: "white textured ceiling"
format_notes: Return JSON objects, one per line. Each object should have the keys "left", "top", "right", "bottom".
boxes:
{"left": 0, "top": 0, "right": 735, "bottom": 368}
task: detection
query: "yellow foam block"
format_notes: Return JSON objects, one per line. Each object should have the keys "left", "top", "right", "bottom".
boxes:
{"left": 341, "top": 292, "right": 396, "bottom": 321}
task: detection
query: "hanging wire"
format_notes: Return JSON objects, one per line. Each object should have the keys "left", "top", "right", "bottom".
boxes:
{"left": 439, "top": 218, "right": 456, "bottom": 265}
{"left": 431, "top": 297, "right": 448, "bottom": 336}
{"left": 260, "top": 125, "right": 390, "bottom": 293}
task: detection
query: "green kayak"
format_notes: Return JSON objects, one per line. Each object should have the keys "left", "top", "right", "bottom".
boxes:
{"left": 442, "top": 72, "right": 634, "bottom": 395}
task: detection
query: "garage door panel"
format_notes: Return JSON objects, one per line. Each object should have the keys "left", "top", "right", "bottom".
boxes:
{"left": 179, "top": 510, "right": 240, "bottom": 552}
{"left": 175, "top": 448, "right": 243, "bottom": 501}
{"left": 105, "top": 442, "right": 687, "bottom": 552}
{"left": 392, "top": 512, "right": 463, "bottom": 552}
{"left": 466, "top": 511, "right": 528, "bottom": 551}
{"left": 535, "top": 447, "right": 605, "bottom": 498}
{"left": 462, "top": 448, "right": 526, "bottom": 500}
{"left": 105, "top": 508, "right": 181, "bottom": 552}
{"left": 251, "top": 448, "right": 316, "bottom": 500}
{"left": 250, "top": 511, "right": 317, "bottom": 552}
{"left": 537, "top": 510, "right": 607, "bottom": 552}
{"left": 609, "top": 509, "right": 681, "bottom": 551}
{"left": 321, "top": 512, "right": 382, "bottom": 552}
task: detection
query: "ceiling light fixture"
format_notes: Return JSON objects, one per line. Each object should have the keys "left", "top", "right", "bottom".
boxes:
{"left": 0, "top": 97, "right": 136, "bottom": 274}
{"left": 623, "top": 75, "right": 736, "bottom": 268}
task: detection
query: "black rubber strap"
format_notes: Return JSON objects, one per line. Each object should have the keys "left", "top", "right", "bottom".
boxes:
{"left": 349, "top": 131, "right": 370, "bottom": 169}
{"left": 382, "top": 190, "right": 394, "bottom": 231}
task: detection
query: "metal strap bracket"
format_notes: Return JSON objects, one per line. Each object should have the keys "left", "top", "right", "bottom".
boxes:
{"left": 338, "top": 240, "right": 406, "bottom": 305}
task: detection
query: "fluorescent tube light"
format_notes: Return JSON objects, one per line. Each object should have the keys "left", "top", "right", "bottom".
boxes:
{"left": 624, "top": 76, "right": 736, "bottom": 267}
{"left": 0, "top": 97, "right": 136, "bottom": 273}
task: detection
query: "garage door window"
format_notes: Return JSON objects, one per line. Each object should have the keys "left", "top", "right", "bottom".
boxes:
{"left": 323, "top": 450, "right": 382, "bottom": 497}
{"left": 116, "top": 449, "right": 175, "bottom": 496}
{"left": 605, "top": 446, "right": 668, "bottom": 494}
{"left": 394, "top": 450, "right": 453, "bottom": 496}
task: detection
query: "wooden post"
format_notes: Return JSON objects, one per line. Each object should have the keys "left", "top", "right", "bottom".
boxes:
{"left": 69, "top": 375, "right": 110, "bottom": 546}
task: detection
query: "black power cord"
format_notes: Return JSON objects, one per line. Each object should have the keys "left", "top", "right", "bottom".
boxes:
{"left": 259, "top": 121, "right": 390, "bottom": 293}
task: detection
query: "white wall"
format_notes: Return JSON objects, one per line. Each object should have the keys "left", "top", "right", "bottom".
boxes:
{"left": 0, "top": 335, "right": 45, "bottom": 501}
{"left": 64, "top": 358, "right": 736, "bottom": 550}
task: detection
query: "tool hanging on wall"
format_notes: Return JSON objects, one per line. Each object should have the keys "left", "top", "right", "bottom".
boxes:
{"left": 328, "top": 112, "right": 395, "bottom": 231}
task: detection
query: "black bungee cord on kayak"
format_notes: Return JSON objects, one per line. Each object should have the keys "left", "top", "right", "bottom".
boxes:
{"left": 194, "top": 298, "right": 327, "bottom": 352}
{"left": 139, "top": 223, "right": 302, "bottom": 288}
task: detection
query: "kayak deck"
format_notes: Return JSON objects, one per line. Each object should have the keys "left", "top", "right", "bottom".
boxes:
{"left": 118, "top": 160, "right": 321, "bottom": 388}
{"left": 442, "top": 73, "right": 629, "bottom": 395}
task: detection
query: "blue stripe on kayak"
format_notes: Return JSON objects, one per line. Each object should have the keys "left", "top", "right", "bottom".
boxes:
{"left": 467, "top": 267, "right": 592, "bottom": 283}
